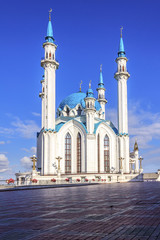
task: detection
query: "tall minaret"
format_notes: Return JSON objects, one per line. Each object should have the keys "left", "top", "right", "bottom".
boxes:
{"left": 114, "top": 28, "right": 130, "bottom": 134}
{"left": 84, "top": 82, "right": 96, "bottom": 134}
{"left": 40, "top": 10, "right": 59, "bottom": 130}
{"left": 97, "top": 65, "right": 107, "bottom": 120}
{"left": 114, "top": 28, "right": 130, "bottom": 173}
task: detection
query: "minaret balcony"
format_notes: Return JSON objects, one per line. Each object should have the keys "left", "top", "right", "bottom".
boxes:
{"left": 41, "top": 57, "right": 59, "bottom": 68}
{"left": 114, "top": 71, "right": 130, "bottom": 79}
{"left": 98, "top": 98, "right": 107, "bottom": 103}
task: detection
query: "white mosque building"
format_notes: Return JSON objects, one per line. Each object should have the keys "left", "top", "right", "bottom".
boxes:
{"left": 16, "top": 14, "right": 143, "bottom": 184}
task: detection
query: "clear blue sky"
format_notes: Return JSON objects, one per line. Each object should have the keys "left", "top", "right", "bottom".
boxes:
{"left": 0, "top": 0, "right": 160, "bottom": 179}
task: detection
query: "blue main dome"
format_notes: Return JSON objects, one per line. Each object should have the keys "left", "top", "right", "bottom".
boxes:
{"left": 58, "top": 92, "right": 101, "bottom": 111}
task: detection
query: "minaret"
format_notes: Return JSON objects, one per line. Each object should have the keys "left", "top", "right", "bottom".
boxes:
{"left": 84, "top": 81, "right": 96, "bottom": 134}
{"left": 114, "top": 28, "right": 130, "bottom": 173}
{"left": 97, "top": 65, "right": 107, "bottom": 119}
{"left": 40, "top": 10, "right": 59, "bottom": 130}
{"left": 114, "top": 28, "right": 130, "bottom": 134}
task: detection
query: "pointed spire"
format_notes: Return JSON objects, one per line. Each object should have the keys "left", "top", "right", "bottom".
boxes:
{"left": 45, "top": 9, "right": 55, "bottom": 43}
{"left": 118, "top": 27, "right": 125, "bottom": 57}
{"left": 86, "top": 80, "right": 94, "bottom": 97}
{"left": 98, "top": 64, "right": 104, "bottom": 88}
{"left": 79, "top": 80, "right": 82, "bottom": 92}
{"left": 134, "top": 139, "right": 139, "bottom": 151}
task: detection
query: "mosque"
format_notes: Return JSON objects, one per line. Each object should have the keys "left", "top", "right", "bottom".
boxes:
{"left": 15, "top": 13, "right": 143, "bottom": 184}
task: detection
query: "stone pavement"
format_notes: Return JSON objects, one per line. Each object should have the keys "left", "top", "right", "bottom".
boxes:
{"left": 1, "top": 182, "right": 160, "bottom": 240}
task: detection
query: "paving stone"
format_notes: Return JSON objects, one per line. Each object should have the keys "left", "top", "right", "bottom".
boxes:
{"left": 1, "top": 182, "right": 160, "bottom": 240}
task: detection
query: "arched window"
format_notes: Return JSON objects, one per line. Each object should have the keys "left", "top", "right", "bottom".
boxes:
{"left": 49, "top": 52, "right": 51, "bottom": 59}
{"left": 46, "top": 52, "right": 48, "bottom": 59}
{"left": 104, "top": 135, "right": 110, "bottom": 172}
{"left": 66, "top": 107, "right": 70, "bottom": 116}
{"left": 52, "top": 54, "right": 54, "bottom": 60}
{"left": 65, "top": 133, "right": 71, "bottom": 174}
{"left": 97, "top": 134, "right": 100, "bottom": 173}
{"left": 77, "top": 133, "right": 81, "bottom": 173}
{"left": 122, "top": 65, "right": 124, "bottom": 72}
{"left": 77, "top": 106, "right": 82, "bottom": 116}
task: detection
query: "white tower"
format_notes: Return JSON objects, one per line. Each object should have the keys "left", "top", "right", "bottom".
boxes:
{"left": 97, "top": 65, "right": 107, "bottom": 119}
{"left": 38, "top": 11, "right": 59, "bottom": 175}
{"left": 114, "top": 28, "right": 130, "bottom": 173}
{"left": 84, "top": 82, "right": 96, "bottom": 134}
{"left": 40, "top": 11, "right": 59, "bottom": 130}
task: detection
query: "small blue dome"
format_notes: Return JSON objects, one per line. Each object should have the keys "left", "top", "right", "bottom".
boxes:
{"left": 59, "top": 92, "right": 101, "bottom": 111}
{"left": 86, "top": 88, "right": 94, "bottom": 98}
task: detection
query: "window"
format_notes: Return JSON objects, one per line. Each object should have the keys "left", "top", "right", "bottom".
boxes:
{"left": 65, "top": 133, "right": 71, "bottom": 174}
{"left": 66, "top": 107, "right": 70, "bottom": 116}
{"left": 77, "top": 106, "right": 82, "bottom": 116}
{"left": 104, "top": 135, "right": 110, "bottom": 172}
{"left": 77, "top": 133, "right": 81, "bottom": 173}
{"left": 122, "top": 65, "right": 124, "bottom": 72}
{"left": 97, "top": 134, "right": 100, "bottom": 173}
{"left": 46, "top": 52, "right": 48, "bottom": 59}
{"left": 52, "top": 54, "right": 54, "bottom": 60}
{"left": 49, "top": 52, "right": 51, "bottom": 59}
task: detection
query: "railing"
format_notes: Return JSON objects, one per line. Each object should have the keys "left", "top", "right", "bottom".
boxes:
{"left": 41, "top": 57, "right": 59, "bottom": 62}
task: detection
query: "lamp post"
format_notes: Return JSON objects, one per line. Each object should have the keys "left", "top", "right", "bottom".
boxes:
{"left": 56, "top": 156, "right": 62, "bottom": 178}
{"left": 138, "top": 156, "right": 143, "bottom": 173}
{"left": 119, "top": 157, "right": 124, "bottom": 174}
{"left": 30, "top": 155, "right": 37, "bottom": 178}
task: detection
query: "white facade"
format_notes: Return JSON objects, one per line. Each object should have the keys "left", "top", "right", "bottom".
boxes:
{"left": 16, "top": 17, "right": 143, "bottom": 183}
{"left": 35, "top": 18, "right": 143, "bottom": 179}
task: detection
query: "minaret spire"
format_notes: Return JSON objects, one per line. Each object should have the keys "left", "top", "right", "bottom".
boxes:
{"left": 49, "top": 8, "right": 52, "bottom": 21}
{"left": 118, "top": 27, "right": 125, "bottom": 57}
{"left": 120, "top": 26, "right": 123, "bottom": 38}
{"left": 79, "top": 80, "right": 82, "bottom": 92}
{"left": 45, "top": 9, "right": 54, "bottom": 43}
{"left": 99, "top": 64, "right": 104, "bottom": 87}
{"left": 97, "top": 65, "right": 107, "bottom": 120}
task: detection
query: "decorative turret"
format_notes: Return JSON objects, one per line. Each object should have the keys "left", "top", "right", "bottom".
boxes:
{"left": 40, "top": 9, "right": 59, "bottom": 130}
{"left": 134, "top": 139, "right": 139, "bottom": 152}
{"left": 134, "top": 139, "right": 139, "bottom": 173}
{"left": 97, "top": 65, "right": 107, "bottom": 120}
{"left": 114, "top": 27, "right": 130, "bottom": 135}
{"left": 84, "top": 81, "right": 96, "bottom": 134}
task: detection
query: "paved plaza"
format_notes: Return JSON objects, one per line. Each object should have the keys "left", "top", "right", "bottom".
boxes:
{"left": 1, "top": 182, "right": 160, "bottom": 240}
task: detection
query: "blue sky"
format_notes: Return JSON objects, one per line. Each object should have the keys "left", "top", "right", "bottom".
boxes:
{"left": 0, "top": 0, "right": 160, "bottom": 179}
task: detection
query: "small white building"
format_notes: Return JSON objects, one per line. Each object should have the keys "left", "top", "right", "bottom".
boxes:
{"left": 16, "top": 14, "right": 143, "bottom": 185}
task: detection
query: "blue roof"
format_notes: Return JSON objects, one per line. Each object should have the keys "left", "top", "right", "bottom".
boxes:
{"left": 45, "top": 20, "right": 54, "bottom": 43}
{"left": 86, "top": 88, "right": 94, "bottom": 98}
{"left": 98, "top": 70, "right": 104, "bottom": 88}
{"left": 59, "top": 92, "right": 101, "bottom": 111}
{"left": 118, "top": 37, "right": 125, "bottom": 57}
{"left": 94, "top": 120, "right": 118, "bottom": 135}
{"left": 55, "top": 122, "right": 65, "bottom": 132}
